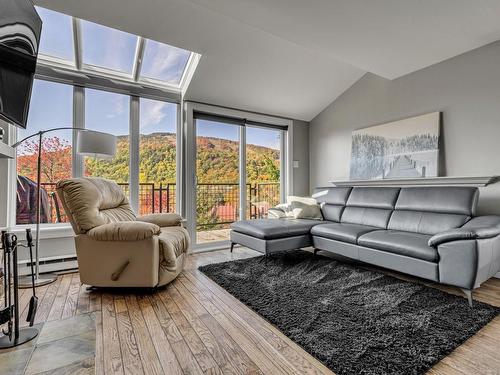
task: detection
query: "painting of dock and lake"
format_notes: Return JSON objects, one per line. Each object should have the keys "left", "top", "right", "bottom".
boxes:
{"left": 349, "top": 112, "right": 440, "bottom": 180}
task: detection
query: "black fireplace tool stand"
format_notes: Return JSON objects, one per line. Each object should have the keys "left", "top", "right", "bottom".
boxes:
{"left": 0, "top": 229, "right": 38, "bottom": 348}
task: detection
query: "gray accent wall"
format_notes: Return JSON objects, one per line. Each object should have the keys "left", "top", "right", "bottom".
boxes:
{"left": 292, "top": 120, "right": 310, "bottom": 196}
{"left": 310, "top": 41, "right": 500, "bottom": 215}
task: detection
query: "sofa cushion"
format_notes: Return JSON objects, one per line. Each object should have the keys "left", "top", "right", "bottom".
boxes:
{"left": 358, "top": 230, "right": 437, "bottom": 262}
{"left": 313, "top": 187, "right": 352, "bottom": 222}
{"left": 346, "top": 187, "right": 401, "bottom": 209}
{"left": 339, "top": 187, "right": 400, "bottom": 228}
{"left": 311, "top": 223, "right": 379, "bottom": 244}
{"left": 230, "top": 218, "right": 326, "bottom": 240}
{"left": 395, "top": 187, "right": 478, "bottom": 216}
{"left": 388, "top": 211, "right": 470, "bottom": 235}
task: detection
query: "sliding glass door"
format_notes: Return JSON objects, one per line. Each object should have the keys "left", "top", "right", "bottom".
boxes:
{"left": 195, "top": 118, "right": 240, "bottom": 244}
{"left": 192, "top": 113, "right": 286, "bottom": 248}
{"left": 246, "top": 126, "right": 282, "bottom": 220}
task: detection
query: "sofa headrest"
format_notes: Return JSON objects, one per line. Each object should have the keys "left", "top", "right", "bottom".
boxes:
{"left": 56, "top": 177, "right": 136, "bottom": 234}
{"left": 312, "top": 187, "right": 352, "bottom": 205}
{"left": 395, "top": 187, "right": 479, "bottom": 216}
{"left": 346, "top": 187, "right": 400, "bottom": 209}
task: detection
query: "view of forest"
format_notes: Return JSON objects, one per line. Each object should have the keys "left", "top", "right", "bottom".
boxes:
{"left": 17, "top": 132, "right": 280, "bottom": 184}
{"left": 17, "top": 133, "right": 280, "bottom": 227}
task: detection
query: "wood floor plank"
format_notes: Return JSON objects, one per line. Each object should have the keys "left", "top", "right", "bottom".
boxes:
{"left": 160, "top": 286, "right": 244, "bottom": 375}
{"left": 47, "top": 273, "right": 72, "bottom": 321}
{"left": 95, "top": 309, "right": 105, "bottom": 375}
{"left": 90, "top": 289, "right": 102, "bottom": 312}
{"left": 62, "top": 272, "right": 81, "bottom": 319}
{"left": 76, "top": 280, "right": 91, "bottom": 315}
{"left": 102, "top": 293, "right": 124, "bottom": 375}
{"left": 167, "top": 283, "right": 264, "bottom": 375}
{"left": 149, "top": 292, "right": 222, "bottom": 375}
{"left": 114, "top": 297, "right": 144, "bottom": 375}
{"left": 174, "top": 278, "right": 294, "bottom": 375}
{"left": 137, "top": 295, "right": 186, "bottom": 375}
{"left": 34, "top": 274, "right": 62, "bottom": 324}
{"left": 124, "top": 295, "right": 164, "bottom": 375}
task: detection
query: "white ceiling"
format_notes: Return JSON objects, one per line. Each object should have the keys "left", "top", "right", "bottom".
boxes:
{"left": 36, "top": 0, "right": 500, "bottom": 121}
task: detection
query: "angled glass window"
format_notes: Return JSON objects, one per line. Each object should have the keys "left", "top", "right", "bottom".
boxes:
{"left": 140, "top": 40, "right": 191, "bottom": 85}
{"left": 35, "top": 6, "right": 74, "bottom": 63}
{"left": 81, "top": 20, "right": 137, "bottom": 74}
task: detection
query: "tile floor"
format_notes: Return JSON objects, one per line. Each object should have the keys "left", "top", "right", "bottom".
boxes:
{"left": 0, "top": 313, "right": 95, "bottom": 375}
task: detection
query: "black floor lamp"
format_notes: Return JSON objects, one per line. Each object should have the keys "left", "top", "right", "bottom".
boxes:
{"left": 12, "top": 127, "right": 117, "bottom": 287}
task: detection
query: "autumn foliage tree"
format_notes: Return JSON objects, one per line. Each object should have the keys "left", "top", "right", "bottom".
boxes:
{"left": 17, "top": 137, "right": 72, "bottom": 183}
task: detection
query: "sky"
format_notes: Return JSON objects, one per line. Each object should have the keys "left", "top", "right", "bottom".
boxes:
{"left": 22, "top": 7, "right": 281, "bottom": 152}
{"left": 36, "top": 6, "right": 190, "bottom": 82}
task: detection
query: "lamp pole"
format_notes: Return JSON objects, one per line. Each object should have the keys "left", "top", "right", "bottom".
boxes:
{"left": 12, "top": 127, "right": 116, "bottom": 287}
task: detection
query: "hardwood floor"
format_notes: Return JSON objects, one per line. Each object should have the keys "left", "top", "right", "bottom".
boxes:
{"left": 11, "top": 248, "right": 500, "bottom": 374}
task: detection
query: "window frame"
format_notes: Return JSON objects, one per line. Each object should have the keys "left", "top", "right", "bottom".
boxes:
{"left": 11, "top": 76, "right": 182, "bottom": 229}
{"left": 35, "top": 8, "right": 200, "bottom": 92}
{"left": 185, "top": 101, "right": 293, "bottom": 252}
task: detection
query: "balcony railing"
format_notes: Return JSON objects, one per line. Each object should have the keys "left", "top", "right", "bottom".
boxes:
{"left": 17, "top": 181, "right": 280, "bottom": 230}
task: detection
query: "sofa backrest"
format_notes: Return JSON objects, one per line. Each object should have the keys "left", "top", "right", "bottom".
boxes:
{"left": 312, "top": 187, "right": 352, "bottom": 222}
{"left": 388, "top": 187, "right": 478, "bottom": 235}
{"left": 341, "top": 187, "right": 400, "bottom": 228}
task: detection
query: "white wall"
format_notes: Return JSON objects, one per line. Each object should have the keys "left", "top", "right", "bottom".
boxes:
{"left": 310, "top": 41, "right": 500, "bottom": 215}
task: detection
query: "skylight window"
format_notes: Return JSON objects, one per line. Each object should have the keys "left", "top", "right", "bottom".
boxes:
{"left": 140, "top": 40, "right": 191, "bottom": 85}
{"left": 81, "top": 20, "right": 138, "bottom": 74}
{"left": 35, "top": 6, "right": 74, "bottom": 63}
{"left": 34, "top": 7, "right": 198, "bottom": 90}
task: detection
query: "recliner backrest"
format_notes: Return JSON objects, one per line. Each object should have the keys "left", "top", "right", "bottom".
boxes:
{"left": 312, "top": 187, "right": 352, "bottom": 222}
{"left": 388, "top": 187, "right": 478, "bottom": 235}
{"left": 56, "top": 177, "right": 136, "bottom": 234}
{"left": 341, "top": 187, "right": 400, "bottom": 228}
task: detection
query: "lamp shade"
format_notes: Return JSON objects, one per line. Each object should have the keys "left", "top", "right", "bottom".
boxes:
{"left": 76, "top": 130, "right": 116, "bottom": 159}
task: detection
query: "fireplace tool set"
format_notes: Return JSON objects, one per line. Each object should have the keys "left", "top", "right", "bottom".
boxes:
{"left": 0, "top": 229, "right": 39, "bottom": 348}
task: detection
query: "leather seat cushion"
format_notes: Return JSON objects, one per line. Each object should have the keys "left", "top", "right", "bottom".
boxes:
{"left": 358, "top": 230, "right": 437, "bottom": 262}
{"left": 310, "top": 223, "right": 379, "bottom": 244}
{"left": 230, "top": 219, "right": 326, "bottom": 240}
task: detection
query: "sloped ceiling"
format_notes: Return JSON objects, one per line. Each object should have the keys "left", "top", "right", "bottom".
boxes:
{"left": 36, "top": 0, "right": 500, "bottom": 121}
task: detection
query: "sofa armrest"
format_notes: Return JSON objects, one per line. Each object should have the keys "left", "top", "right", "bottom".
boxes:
{"left": 87, "top": 221, "right": 161, "bottom": 241}
{"left": 137, "top": 213, "right": 183, "bottom": 227}
{"left": 428, "top": 216, "right": 500, "bottom": 247}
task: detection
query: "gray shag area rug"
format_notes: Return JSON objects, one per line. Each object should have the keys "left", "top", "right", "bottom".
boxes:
{"left": 199, "top": 250, "right": 500, "bottom": 375}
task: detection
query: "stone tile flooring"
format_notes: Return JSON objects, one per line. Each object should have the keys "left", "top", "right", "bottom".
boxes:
{"left": 0, "top": 313, "right": 95, "bottom": 375}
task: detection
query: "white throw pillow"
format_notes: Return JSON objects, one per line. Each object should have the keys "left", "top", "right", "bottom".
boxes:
{"left": 286, "top": 196, "right": 323, "bottom": 220}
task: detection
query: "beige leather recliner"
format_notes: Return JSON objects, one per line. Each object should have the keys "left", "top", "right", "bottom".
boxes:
{"left": 56, "top": 177, "right": 190, "bottom": 288}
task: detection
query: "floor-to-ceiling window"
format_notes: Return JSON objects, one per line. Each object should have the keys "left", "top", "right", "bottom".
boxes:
{"left": 139, "top": 98, "right": 178, "bottom": 215}
{"left": 84, "top": 89, "right": 130, "bottom": 196}
{"left": 16, "top": 80, "right": 73, "bottom": 225}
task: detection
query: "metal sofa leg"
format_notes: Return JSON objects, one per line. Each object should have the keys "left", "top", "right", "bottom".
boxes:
{"left": 230, "top": 242, "right": 235, "bottom": 253}
{"left": 313, "top": 248, "right": 320, "bottom": 256}
{"left": 460, "top": 288, "right": 473, "bottom": 307}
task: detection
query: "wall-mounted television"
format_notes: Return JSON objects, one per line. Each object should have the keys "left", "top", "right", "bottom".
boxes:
{"left": 0, "top": 0, "right": 42, "bottom": 129}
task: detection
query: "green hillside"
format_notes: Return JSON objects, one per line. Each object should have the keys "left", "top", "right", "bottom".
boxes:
{"left": 85, "top": 132, "right": 280, "bottom": 184}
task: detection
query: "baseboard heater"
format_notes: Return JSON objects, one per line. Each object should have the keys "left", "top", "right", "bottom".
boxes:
{"left": 18, "top": 256, "right": 78, "bottom": 275}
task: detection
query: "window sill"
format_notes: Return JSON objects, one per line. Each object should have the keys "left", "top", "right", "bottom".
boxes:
{"left": 6, "top": 223, "right": 74, "bottom": 239}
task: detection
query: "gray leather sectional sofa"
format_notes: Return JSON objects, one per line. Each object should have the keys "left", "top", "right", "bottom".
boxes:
{"left": 230, "top": 186, "right": 500, "bottom": 305}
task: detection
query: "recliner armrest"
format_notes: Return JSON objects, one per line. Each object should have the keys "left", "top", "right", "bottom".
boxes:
{"left": 87, "top": 221, "right": 161, "bottom": 241}
{"left": 429, "top": 215, "right": 500, "bottom": 247}
{"left": 137, "top": 213, "right": 183, "bottom": 227}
